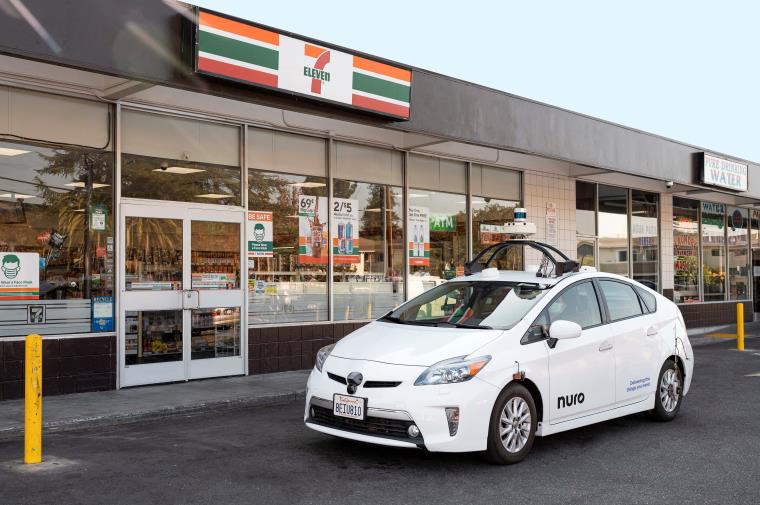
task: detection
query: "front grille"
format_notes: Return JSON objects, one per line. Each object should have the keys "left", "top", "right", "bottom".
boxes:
{"left": 364, "top": 381, "right": 402, "bottom": 388}
{"left": 326, "top": 372, "right": 401, "bottom": 388}
{"left": 327, "top": 372, "right": 347, "bottom": 385}
{"left": 309, "top": 405, "right": 422, "bottom": 442}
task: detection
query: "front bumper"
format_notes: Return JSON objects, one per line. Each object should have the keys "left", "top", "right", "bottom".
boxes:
{"left": 304, "top": 356, "right": 499, "bottom": 453}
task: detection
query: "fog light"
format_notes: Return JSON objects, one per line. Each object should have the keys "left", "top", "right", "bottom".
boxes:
{"left": 407, "top": 424, "right": 420, "bottom": 438}
{"left": 445, "top": 407, "right": 460, "bottom": 436}
{"left": 310, "top": 407, "right": 315, "bottom": 418}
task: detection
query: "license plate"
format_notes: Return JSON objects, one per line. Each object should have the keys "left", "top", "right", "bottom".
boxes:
{"left": 333, "top": 394, "right": 367, "bottom": 420}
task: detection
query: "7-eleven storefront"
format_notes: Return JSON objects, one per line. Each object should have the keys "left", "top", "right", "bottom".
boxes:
{"left": 0, "top": 2, "right": 757, "bottom": 399}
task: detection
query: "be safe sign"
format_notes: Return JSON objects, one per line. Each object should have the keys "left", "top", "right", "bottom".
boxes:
{"left": 702, "top": 153, "right": 748, "bottom": 192}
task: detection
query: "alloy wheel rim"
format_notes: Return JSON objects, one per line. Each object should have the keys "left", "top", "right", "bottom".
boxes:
{"left": 500, "top": 397, "right": 531, "bottom": 453}
{"left": 659, "top": 368, "right": 680, "bottom": 412}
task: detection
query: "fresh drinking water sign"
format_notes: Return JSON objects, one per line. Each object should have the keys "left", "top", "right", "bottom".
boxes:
{"left": 407, "top": 206, "right": 430, "bottom": 267}
{"left": 247, "top": 211, "right": 273, "bottom": 258}
{"left": 0, "top": 252, "right": 39, "bottom": 300}
{"left": 195, "top": 9, "right": 412, "bottom": 119}
{"left": 331, "top": 198, "right": 359, "bottom": 264}
{"left": 702, "top": 153, "right": 748, "bottom": 192}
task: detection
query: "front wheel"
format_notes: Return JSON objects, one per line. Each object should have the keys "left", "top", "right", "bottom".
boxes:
{"left": 651, "top": 359, "right": 683, "bottom": 421}
{"left": 485, "top": 383, "right": 537, "bottom": 464}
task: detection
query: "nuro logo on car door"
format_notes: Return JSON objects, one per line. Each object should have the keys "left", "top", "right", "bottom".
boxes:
{"left": 557, "top": 393, "right": 585, "bottom": 409}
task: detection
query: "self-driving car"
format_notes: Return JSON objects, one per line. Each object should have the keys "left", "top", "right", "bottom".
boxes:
{"left": 304, "top": 240, "right": 693, "bottom": 464}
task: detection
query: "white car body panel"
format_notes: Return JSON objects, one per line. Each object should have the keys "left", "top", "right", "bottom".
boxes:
{"left": 304, "top": 270, "right": 694, "bottom": 454}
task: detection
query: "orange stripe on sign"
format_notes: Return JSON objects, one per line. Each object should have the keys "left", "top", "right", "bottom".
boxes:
{"left": 353, "top": 56, "right": 411, "bottom": 82}
{"left": 352, "top": 94, "right": 410, "bottom": 119}
{"left": 0, "top": 287, "right": 39, "bottom": 292}
{"left": 198, "top": 57, "right": 278, "bottom": 88}
{"left": 199, "top": 11, "right": 279, "bottom": 46}
{"left": 0, "top": 296, "right": 39, "bottom": 300}
{"left": 304, "top": 43, "right": 327, "bottom": 58}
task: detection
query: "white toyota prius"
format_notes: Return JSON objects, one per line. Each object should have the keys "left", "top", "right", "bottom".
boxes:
{"left": 304, "top": 240, "right": 693, "bottom": 464}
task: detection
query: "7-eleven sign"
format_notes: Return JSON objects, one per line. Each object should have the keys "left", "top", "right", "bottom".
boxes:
{"left": 304, "top": 44, "right": 330, "bottom": 94}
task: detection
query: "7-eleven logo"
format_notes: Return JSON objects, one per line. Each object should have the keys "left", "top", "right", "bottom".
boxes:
{"left": 303, "top": 44, "right": 331, "bottom": 94}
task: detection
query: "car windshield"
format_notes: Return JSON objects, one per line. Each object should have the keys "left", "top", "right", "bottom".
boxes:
{"left": 381, "top": 281, "right": 550, "bottom": 330}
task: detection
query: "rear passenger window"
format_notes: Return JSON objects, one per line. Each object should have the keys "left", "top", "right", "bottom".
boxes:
{"left": 599, "top": 280, "right": 643, "bottom": 321}
{"left": 635, "top": 286, "right": 657, "bottom": 313}
{"left": 547, "top": 282, "right": 602, "bottom": 329}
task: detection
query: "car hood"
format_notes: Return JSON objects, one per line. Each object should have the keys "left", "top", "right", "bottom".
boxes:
{"left": 331, "top": 321, "right": 504, "bottom": 367}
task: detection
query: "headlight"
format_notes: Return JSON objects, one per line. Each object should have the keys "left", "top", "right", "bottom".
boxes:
{"left": 314, "top": 344, "right": 335, "bottom": 373}
{"left": 414, "top": 355, "right": 491, "bottom": 386}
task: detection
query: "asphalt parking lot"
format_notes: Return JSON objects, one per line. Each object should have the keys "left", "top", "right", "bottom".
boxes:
{"left": 1, "top": 339, "right": 759, "bottom": 505}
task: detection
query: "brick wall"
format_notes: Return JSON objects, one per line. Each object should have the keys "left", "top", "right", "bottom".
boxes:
{"left": 678, "top": 301, "right": 752, "bottom": 329}
{"left": 0, "top": 335, "right": 116, "bottom": 401}
{"left": 523, "top": 171, "right": 576, "bottom": 262}
{"left": 248, "top": 322, "right": 369, "bottom": 375}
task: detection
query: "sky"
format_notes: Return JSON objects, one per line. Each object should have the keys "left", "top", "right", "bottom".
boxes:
{"left": 191, "top": 0, "right": 759, "bottom": 163}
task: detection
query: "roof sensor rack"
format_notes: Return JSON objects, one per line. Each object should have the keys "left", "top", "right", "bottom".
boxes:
{"left": 464, "top": 240, "right": 580, "bottom": 278}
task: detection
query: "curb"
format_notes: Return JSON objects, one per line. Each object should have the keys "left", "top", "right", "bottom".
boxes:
{"left": 0, "top": 390, "right": 305, "bottom": 441}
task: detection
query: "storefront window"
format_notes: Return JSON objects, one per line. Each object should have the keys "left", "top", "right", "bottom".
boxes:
{"left": 701, "top": 202, "right": 726, "bottom": 301}
{"left": 576, "top": 181, "right": 596, "bottom": 236}
{"left": 598, "top": 185, "right": 629, "bottom": 276}
{"left": 121, "top": 110, "right": 241, "bottom": 206}
{"left": 631, "top": 190, "right": 658, "bottom": 290}
{"left": 247, "top": 170, "right": 328, "bottom": 323}
{"left": 472, "top": 197, "right": 521, "bottom": 268}
{"left": 727, "top": 207, "right": 749, "bottom": 300}
{"left": 0, "top": 140, "right": 114, "bottom": 336}
{"left": 672, "top": 198, "right": 699, "bottom": 303}
{"left": 408, "top": 189, "right": 467, "bottom": 299}
{"left": 332, "top": 180, "right": 404, "bottom": 320}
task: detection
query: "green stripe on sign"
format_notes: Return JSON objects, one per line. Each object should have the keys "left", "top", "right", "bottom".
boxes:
{"left": 199, "top": 30, "right": 279, "bottom": 70}
{"left": 352, "top": 72, "right": 410, "bottom": 103}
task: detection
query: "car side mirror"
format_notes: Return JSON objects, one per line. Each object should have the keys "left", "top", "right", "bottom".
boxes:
{"left": 548, "top": 320, "right": 582, "bottom": 341}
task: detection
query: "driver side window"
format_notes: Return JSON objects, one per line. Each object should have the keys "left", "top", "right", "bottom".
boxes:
{"left": 546, "top": 281, "right": 602, "bottom": 329}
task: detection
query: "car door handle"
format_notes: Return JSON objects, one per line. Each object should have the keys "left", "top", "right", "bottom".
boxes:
{"left": 598, "top": 341, "right": 613, "bottom": 352}
{"left": 646, "top": 327, "right": 658, "bottom": 336}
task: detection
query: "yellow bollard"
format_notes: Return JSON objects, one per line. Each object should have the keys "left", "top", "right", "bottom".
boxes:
{"left": 737, "top": 303, "right": 745, "bottom": 352}
{"left": 24, "top": 334, "right": 42, "bottom": 464}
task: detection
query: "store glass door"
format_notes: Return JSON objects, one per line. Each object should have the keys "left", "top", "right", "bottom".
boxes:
{"left": 120, "top": 202, "right": 245, "bottom": 387}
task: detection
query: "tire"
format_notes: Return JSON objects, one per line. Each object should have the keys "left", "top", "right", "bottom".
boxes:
{"left": 485, "top": 383, "right": 537, "bottom": 465}
{"left": 650, "top": 359, "right": 684, "bottom": 422}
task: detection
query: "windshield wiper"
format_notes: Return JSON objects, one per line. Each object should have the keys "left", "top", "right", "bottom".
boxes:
{"left": 435, "top": 321, "right": 493, "bottom": 330}
{"left": 379, "top": 315, "right": 437, "bottom": 326}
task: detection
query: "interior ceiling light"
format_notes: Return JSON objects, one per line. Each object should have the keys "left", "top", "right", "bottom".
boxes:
{"left": 287, "top": 182, "right": 326, "bottom": 188}
{"left": 195, "top": 193, "right": 230, "bottom": 199}
{"left": 0, "top": 193, "right": 34, "bottom": 199}
{"left": 65, "top": 182, "right": 111, "bottom": 189}
{"left": 152, "top": 166, "right": 206, "bottom": 175}
{"left": 0, "top": 147, "right": 30, "bottom": 156}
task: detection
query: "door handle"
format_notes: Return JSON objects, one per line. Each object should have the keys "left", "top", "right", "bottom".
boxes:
{"left": 646, "top": 327, "right": 658, "bottom": 336}
{"left": 598, "top": 341, "right": 613, "bottom": 352}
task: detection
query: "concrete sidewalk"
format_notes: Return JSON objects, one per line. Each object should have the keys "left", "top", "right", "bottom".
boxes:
{"left": 0, "top": 370, "right": 308, "bottom": 440}
{"left": 686, "top": 320, "right": 760, "bottom": 347}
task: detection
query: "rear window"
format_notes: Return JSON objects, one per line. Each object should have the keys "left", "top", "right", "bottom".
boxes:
{"left": 382, "top": 281, "right": 550, "bottom": 330}
{"left": 635, "top": 286, "right": 657, "bottom": 313}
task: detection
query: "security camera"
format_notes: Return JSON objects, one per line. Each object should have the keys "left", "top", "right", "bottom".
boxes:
{"left": 160, "top": 162, "right": 169, "bottom": 171}
{"left": 665, "top": 181, "right": 674, "bottom": 189}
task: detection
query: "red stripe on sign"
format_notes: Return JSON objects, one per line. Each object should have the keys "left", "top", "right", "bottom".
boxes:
{"left": 198, "top": 56, "right": 278, "bottom": 88}
{"left": 0, "top": 296, "right": 40, "bottom": 300}
{"left": 351, "top": 94, "right": 409, "bottom": 118}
